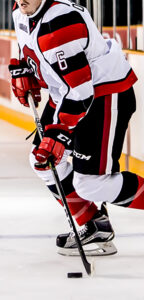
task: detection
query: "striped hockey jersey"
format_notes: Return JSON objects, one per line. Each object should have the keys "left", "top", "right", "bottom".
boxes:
{"left": 12, "top": 0, "right": 137, "bottom": 128}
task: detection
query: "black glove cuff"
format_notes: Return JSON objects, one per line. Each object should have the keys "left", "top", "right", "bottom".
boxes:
{"left": 45, "top": 128, "right": 73, "bottom": 150}
{"left": 8, "top": 61, "right": 33, "bottom": 78}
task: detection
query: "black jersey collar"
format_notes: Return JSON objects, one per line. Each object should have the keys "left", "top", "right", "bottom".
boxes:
{"left": 29, "top": 0, "right": 54, "bottom": 23}
{"left": 28, "top": 0, "right": 54, "bottom": 33}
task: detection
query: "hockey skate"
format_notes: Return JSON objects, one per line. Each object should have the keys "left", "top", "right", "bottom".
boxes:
{"left": 56, "top": 202, "right": 117, "bottom": 256}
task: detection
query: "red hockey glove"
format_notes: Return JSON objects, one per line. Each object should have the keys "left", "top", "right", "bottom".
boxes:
{"left": 35, "top": 124, "right": 73, "bottom": 170}
{"left": 8, "top": 58, "right": 41, "bottom": 107}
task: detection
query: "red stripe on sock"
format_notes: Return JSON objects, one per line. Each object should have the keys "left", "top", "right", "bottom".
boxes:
{"left": 66, "top": 191, "right": 98, "bottom": 226}
{"left": 76, "top": 202, "right": 98, "bottom": 226}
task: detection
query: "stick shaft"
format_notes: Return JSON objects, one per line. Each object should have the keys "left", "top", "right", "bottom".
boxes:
{"left": 28, "top": 95, "right": 43, "bottom": 140}
{"left": 28, "top": 94, "right": 92, "bottom": 275}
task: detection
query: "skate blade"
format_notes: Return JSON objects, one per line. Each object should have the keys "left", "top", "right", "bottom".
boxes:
{"left": 57, "top": 241, "right": 117, "bottom": 256}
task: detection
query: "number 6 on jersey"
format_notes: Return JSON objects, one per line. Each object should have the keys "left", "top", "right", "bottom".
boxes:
{"left": 56, "top": 51, "right": 68, "bottom": 71}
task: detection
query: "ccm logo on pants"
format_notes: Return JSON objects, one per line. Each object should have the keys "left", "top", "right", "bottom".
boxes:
{"left": 73, "top": 150, "right": 91, "bottom": 160}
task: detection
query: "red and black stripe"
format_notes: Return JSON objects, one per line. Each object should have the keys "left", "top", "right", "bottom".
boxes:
{"left": 38, "top": 11, "right": 86, "bottom": 36}
{"left": 58, "top": 96, "right": 93, "bottom": 127}
{"left": 52, "top": 51, "right": 91, "bottom": 88}
{"left": 58, "top": 96, "right": 93, "bottom": 115}
{"left": 38, "top": 11, "right": 88, "bottom": 52}
{"left": 63, "top": 65, "right": 91, "bottom": 88}
{"left": 52, "top": 52, "right": 88, "bottom": 76}
{"left": 94, "top": 69, "right": 137, "bottom": 98}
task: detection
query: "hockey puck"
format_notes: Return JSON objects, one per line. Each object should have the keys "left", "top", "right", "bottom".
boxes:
{"left": 67, "top": 272, "right": 83, "bottom": 278}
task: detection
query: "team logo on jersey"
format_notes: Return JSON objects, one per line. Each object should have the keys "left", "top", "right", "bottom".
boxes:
{"left": 23, "top": 45, "right": 48, "bottom": 88}
{"left": 27, "top": 56, "right": 40, "bottom": 80}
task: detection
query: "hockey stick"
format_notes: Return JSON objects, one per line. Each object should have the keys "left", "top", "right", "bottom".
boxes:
{"left": 28, "top": 93, "right": 93, "bottom": 276}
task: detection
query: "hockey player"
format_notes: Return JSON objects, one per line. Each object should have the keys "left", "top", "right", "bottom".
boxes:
{"left": 9, "top": 0, "right": 144, "bottom": 256}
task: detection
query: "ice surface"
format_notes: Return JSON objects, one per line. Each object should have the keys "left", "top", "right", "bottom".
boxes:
{"left": 0, "top": 119, "right": 144, "bottom": 300}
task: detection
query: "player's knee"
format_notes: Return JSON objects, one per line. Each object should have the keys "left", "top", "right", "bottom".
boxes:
{"left": 73, "top": 171, "right": 123, "bottom": 203}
